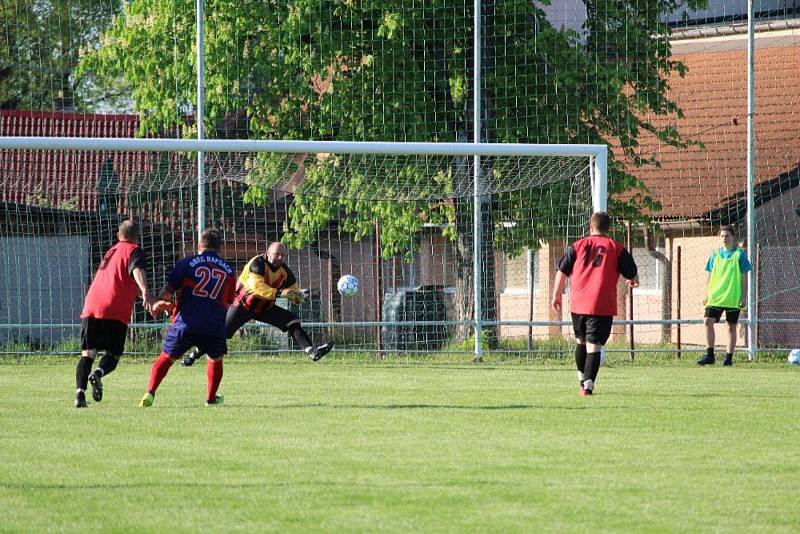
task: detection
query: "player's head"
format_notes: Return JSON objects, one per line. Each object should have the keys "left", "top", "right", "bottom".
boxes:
{"left": 266, "top": 242, "right": 287, "bottom": 267}
{"left": 200, "top": 228, "right": 223, "bottom": 252}
{"left": 117, "top": 220, "right": 140, "bottom": 243}
{"left": 589, "top": 211, "right": 611, "bottom": 235}
{"left": 719, "top": 225, "right": 736, "bottom": 249}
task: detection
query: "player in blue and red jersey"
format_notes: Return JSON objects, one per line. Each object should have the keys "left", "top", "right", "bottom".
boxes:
{"left": 139, "top": 228, "right": 236, "bottom": 407}
{"left": 551, "top": 212, "right": 639, "bottom": 396}
{"left": 75, "top": 220, "right": 155, "bottom": 408}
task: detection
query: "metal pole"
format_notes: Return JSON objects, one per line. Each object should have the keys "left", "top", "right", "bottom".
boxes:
{"left": 592, "top": 148, "right": 608, "bottom": 212}
{"left": 375, "top": 220, "right": 383, "bottom": 357}
{"left": 746, "top": 0, "right": 756, "bottom": 361}
{"left": 528, "top": 249, "right": 534, "bottom": 351}
{"left": 196, "top": 0, "right": 206, "bottom": 241}
{"left": 676, "top": 245, "right": 682, "bottom": 358}
{"left": 755, "top": 243, "right": 760, "bottom": 349}
{"left": 472, "top": 0, "right": 483, "bottom": 361}
{"left": 626, "top": 221, "right": 634, "bottom": 360}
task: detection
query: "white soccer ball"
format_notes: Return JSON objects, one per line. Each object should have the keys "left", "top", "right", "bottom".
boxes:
{"left": 337, "top": 274, "right": 359, "bottom": 296}
{"left": 788, "top": 349, "right": 800, "bottom": 365}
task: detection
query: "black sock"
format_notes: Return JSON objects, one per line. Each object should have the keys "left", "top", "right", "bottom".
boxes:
{"left": 97, "top": 353, "right": 119, "bottom": 377}
{"left": 725, "top": 353, "right": 733, "bottom": 360}
{"left": 585, "top": 352, "right": 602, "bottom": 383}
{"left": 289, "top": 324, "right": 313, "bottom": 350}
{"left": 575, "top": 344, "right": 587, "bottom": 376}
{"left": 707, "top": 347, "right": 715, "bottom": 357}
{"left": 76, "top": 356, "right": 94, "bottom": 391}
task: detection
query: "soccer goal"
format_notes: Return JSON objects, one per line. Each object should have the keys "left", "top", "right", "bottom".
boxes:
{"left": 0, "top": 137, "right": 606, "bottom": 357}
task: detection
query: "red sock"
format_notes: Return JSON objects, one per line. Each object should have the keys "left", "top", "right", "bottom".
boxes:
{"left": 207, "top": 358, "right": 223, "bottom": 402}
{"left": 147, "top": 353, "right": 174, "bottom": 394}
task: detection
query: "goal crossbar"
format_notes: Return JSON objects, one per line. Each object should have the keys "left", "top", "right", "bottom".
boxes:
{"left": 0, "top": 136, "right": 607, "bottom": 158}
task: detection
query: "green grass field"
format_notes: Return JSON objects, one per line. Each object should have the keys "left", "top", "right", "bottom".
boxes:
{"left": 2, "top": 355, "right": 799, "bottom": 532}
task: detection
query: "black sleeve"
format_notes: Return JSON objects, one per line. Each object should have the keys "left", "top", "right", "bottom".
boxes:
{"left": 618, "top": 247, "right": 638, "bottom": 280}
{"left": 249, "top": 255, "right": 266, "bottom": 276}
{"left": 128, "top": 247, "right": 147, "bottom": 276}
{"left": 282, "top": 265, "right": 297, "bottom": 289}
{"left": 557, "top": 245, "right": 577, "bottom": 276}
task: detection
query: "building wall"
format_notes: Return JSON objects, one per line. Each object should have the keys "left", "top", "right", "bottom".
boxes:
{"left": 752, "top": 190, "right": 800, "bottom": 347}
{"left": 0, "top": 235, "right": 90, "bottom": 345}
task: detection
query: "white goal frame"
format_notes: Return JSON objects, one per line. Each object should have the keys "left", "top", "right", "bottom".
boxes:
{"left": 0, "top": 137, "right": 608, "bottom": 360}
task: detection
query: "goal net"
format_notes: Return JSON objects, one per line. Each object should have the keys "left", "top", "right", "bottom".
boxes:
{"left": 0, "top": 138, "right": 603, "bottom": 356}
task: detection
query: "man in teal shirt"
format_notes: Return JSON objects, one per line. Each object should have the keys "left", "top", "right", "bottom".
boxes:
{"left": 698, "top": 225, "right": 752, "bottom": 366}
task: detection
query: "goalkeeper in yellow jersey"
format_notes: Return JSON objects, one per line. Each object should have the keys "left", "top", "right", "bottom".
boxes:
{"left": 697, "top": 225, "right": 752, "bottom": 367}
{"left": 181, "top": 241, "right": 332, "bottom": 366}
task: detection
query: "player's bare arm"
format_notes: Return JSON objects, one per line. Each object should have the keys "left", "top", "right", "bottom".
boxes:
{"left": 132, "top": 267, "right": 155, "bottom": 311}
{"left": 150, "top": 285, "right": 176, "bottom": 317}
{"left": 551, "top": 270, "right": 568, "bottom": 312}
{"left": 740, "top": 274, "right": 747, "bottom": 308}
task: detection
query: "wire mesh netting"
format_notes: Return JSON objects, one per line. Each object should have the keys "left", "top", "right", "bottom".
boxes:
{"left": 0, "top": 146, "right": 594, "bottom": 353}
{"left": 1, "top": 1, "right": 799, "bottom": 355}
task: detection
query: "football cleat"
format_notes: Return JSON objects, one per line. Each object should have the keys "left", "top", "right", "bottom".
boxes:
{"left": 579, "top": 387, "right": 593, "bottom": 397}
{"left": 139, "top": 392, "right": 154, "bottom": 407}
{"left": 181, "top": 348, "right": 200, "bottom": 367}
{"left": 308, "top": 342, "right": 333, "bottom": 362}
{"left": 723, "top": 355, "right": 733, "bottom": 366}
{"left": 206, "top": 394, "right": 224, "bottom": 406}
{"left": 75, "top": 391, "right": 88, "bottom": 408}
{"left": 88, "top": 372, "right": 103, "bottom": 402}
{"left": 697, "top": 354, "right": 715, "bottom": 366}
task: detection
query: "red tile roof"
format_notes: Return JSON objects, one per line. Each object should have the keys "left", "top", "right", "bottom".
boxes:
{"left": 625, "top": 44, "right": 800, "bottom": 220}
{"left": 0, "top": 110, "right": 149, "bottom": 212}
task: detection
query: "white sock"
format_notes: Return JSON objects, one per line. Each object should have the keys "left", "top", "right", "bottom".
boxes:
{"left": 76, "top": 388, "right": 85, "bottom": 394}
{"left": 577, "top": 371, "right": 585, "bottom": 383}
{"left": 582, "top": 379, "right": 594, "bottom": 391}
{"left": 304, "top": 346, "right": 313, "bottom": 354}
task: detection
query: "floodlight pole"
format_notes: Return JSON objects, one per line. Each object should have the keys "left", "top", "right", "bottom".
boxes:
{"left": 746, "top": 0, "right": 757, "bottom": 361}
{"left": 472, "top": 0, "right": 483, "bottom": 362}
{"left": 196, "top": 0, "right": 206, "bottom": 241}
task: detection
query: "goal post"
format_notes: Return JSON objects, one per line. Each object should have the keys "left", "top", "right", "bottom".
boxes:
{"left": 0, "top": 137, "right": 607, "bottom": 356}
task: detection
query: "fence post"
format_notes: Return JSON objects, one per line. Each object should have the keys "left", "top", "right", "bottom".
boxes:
{"left": 676, "top": 245, "right": 682, "bottom": 358}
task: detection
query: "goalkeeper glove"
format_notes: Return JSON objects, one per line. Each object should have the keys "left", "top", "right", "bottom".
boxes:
{"left": 281, "top": 288, "right": 308, "bottom": 306}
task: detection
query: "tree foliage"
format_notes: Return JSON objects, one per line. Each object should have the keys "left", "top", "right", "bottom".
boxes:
{"left": 78, "top": 0, "right": 706, "bottom": 257}
{"left": 1, "top": 0, "right": 122, "bottom": 110}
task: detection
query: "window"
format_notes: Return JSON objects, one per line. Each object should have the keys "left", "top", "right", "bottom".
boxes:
{"left": 631, "top": 241, "right": 666, "bottom": 292}
{"left": 382, "top": 256, "right": 417, "bottom": 291}
{"left": 501, "top": 249, "right": 539, "bottom": 294}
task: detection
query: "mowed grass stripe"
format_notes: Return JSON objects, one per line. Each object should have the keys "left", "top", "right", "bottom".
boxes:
{"left": 0, "top": 360, "right": 798, "bottom": 532}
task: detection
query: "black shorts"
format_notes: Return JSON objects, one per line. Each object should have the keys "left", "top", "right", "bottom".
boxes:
{"left": 80, "top": 317, "right": 128, "bottom": 357}
{"left": 225, "top": 303, "right": 300, "bottom": 336}
{"left": 705, "top": 307, "right": 740, "bottom": 324}
{"left": 571, "top": 313, "right": 614, "bottom": 345}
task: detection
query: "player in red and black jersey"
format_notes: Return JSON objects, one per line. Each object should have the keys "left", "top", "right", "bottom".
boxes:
{"left": 180, "top": 241, "right": 332, "bottom": 367}
{"left": 551, "top": 212, "right": 639, "bottom": 396}
{"left": 74, "top": 221, "right": 155, "bottom": 408}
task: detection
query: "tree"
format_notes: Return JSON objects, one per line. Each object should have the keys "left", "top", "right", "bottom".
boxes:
{"left": 78, "top": 0, "right": 705, "bottom": 338}
{"left": 0, "top": 0, "right": 123, "bottom": 110}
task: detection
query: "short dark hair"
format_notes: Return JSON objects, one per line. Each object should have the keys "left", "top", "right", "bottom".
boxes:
{"left": 200, "top": 228, "right": 223, "bottom": 251}
{"left": 720, "top": 225, "right": 736, "bottom": 236}
{"left": 118, "top": 220, "right": 140, "bottom": 241}
{"left": 590, "top": 211, "right": 611, "bottom": 233}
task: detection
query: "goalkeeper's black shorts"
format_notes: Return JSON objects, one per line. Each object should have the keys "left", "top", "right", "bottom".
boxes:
{"left": 225, "top": 303, "right": 300, "bottom": 336}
